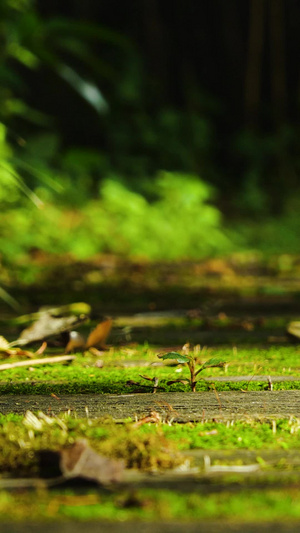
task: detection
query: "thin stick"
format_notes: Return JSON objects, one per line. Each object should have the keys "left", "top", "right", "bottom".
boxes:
{"left": 0, "top": 355, "right": 75, "bottom": 371}
{"left": 210, "top": 382, "right": 222, "bottom": 410}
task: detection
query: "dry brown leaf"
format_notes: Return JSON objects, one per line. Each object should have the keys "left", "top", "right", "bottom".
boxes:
{"left": 51, "top": 393, "right": 61, "bottom": 400}
{"left": 35, "top": 341, "right": 47, "bottom": 355}
{"left": 0, "top": 335, "right": 35, "bottom": 358}
{"left": 0, "top": 336, "right": 10, "bottom": 350}
{"left": 17, "top": 312, "right": 88, "bottom": 346}
{"left": 85, "top": 319, "right": 112, "bottom": 349}
{"left": 12, "top": 348, "right": 36, "bottom": 358}
{"left": 182, "top": 342, "right": 190, "bottom": 355}
{"left": 287, "top": 321, "right": 300, "bottom": 339}
{"left": 65, "top": 331, "right": 86, "bottom": 354}
{"left": 59, "top": 440, "right": 124, "bottom": 484}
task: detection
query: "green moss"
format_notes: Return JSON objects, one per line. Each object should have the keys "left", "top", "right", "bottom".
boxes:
{"left": 159, "top": 418, "right": 300, "bottom": 450}
{"left": 1, "top": 414, "right": 300, "bottom": 478}
{"left": 3, "top": 256, "right": 300, "bottom": 524}
{"left": 1, "top": 411, "right": 300, "bottom": 522}
{"left": 1, "top": 344, "right": 300, "bottom": 395}
{"left": 0, "top": 414, "right": 183, "bottom": 476}
{"left": 1, "top": 486, "right": 300, "bottom": 522}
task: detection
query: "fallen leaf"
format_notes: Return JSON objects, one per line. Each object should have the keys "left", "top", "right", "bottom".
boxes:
{"left": 0, "top": 336, "right": 10, "bottom": 350}
{"left": 85, "top": 319, "right": 113, "bottom": 349}
{"left": 65, "top": 331, "right": 86, "bottom": 354}
{"left": 241, "top": 320, "right": 254, "bottom": 331}
{"left": 51, "top": 393, "right": 61, "bottom": 400}
{"left": 59, "top": 440, "right": 124, "bottom": 484}
{"left": 287, "top": 321, "right": 300, "bottom": 340}
{"left": 16, "top": 312, "right": 88, "bottom": 346}
{"left": 35, "top": 342, "right": 47, "bottom": 355}
{"left": 0, "top": 336, "right": 35, "bottom": 358}
{"left": 182, "top": 343, "right": 190, "bottom": 354}
{"left": 167, "top": 379, "right": 190, "bottom": 385}
{"left": 139, "top": 374, "right": 155, "bottom": 382}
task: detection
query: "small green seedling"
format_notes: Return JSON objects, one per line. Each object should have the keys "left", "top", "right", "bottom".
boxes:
{"left": 157, "top": 348, "right": 226, "bottom": 392}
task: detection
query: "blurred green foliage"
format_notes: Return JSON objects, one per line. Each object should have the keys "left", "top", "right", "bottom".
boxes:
{"left": 1, "top": 0, "right": 300, "bottom": 277}
{"left": 0, "top": 120, "right": 231, "bottom": 266}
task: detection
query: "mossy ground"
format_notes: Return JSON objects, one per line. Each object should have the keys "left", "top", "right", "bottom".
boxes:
{"left": 1, "top": 413, "right": 300, "bottom": 522}
{"left": 2, "top": 486, "right": 300, "bottom": 522}
{"left": 1, "top": 254, "right": 300, "bottom": 523}
{"left": 1, "top": 413, "right": 300, "bottom": 473}
{"left": 1, "top": 344, "right": 300, "bottom": 394}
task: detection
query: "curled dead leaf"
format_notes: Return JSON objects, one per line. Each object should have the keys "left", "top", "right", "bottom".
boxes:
{"left": 65, "top": 331, "right": 86, "bottom": 354}
{"left": 85, "top": 319, "right": 113, "bottom": 349}
{"left": 60, "top": 440, "right": 124, "bottom": 484}
{"left": 0, "top": 336, "right": 10, "bottom": 350}
{"left": 17, "top": 312, "right": 88, "bottom": 346}
{"left": 287, "top": 321, "right": 300, "bottom": 340}
{"left": 35, "top": 342, "right": 47, "bottom": 356}
{"left": 0, "top": 335, "right": 35, "bottom": 358}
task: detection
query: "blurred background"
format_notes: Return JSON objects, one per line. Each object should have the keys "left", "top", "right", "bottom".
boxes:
{"left": 1, "top": 0, "right": 300, "bottom": 285}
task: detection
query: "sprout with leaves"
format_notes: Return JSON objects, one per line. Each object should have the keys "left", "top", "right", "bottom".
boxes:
{"left": 157, "top": 347, "right": 226, "bottom": 392}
